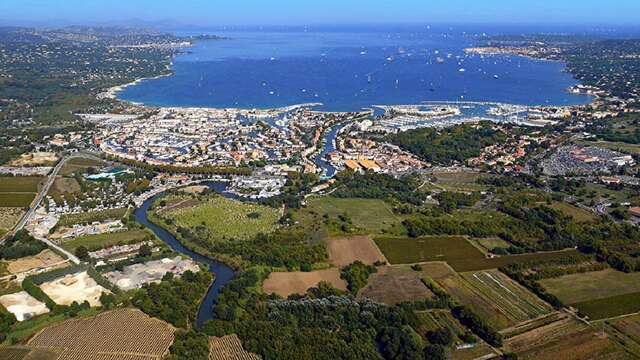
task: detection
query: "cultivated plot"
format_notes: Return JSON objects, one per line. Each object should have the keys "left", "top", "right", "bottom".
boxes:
{"left": 209, "top": 334, "right": 261, "bottom": 360}
{"left": 326, "top": 236, "right": 386, "bottom": 267}
{"left": 503, "top": 314, "right": 627, "bottom": 360}
{"left": 540, "top": 268, "right": 640, "bottom": 304}
{"left": 416, "top": 310, "right": 497, "bottom": 360}
{"left": 435, "top": 269, "right": 552, "bottom": 330}
{"left": 262, "top": 268, "right": 347, "bottom": 297}
{"left": 28, "top": 309, "right": 175, "bottom": 359}
{"left": 306, "top": 197, "right": 401, "bottom": 234}
{"left": 6, "top": 249, "right": 67, "bottom": 275}
{"left": 358, "top": 265, "right": 434, "bottom": 305}
{"left": 460, "top": 271, "right": 552, "bottom": 324}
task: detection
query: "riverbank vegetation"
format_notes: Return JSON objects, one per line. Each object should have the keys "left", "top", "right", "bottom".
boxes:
{"left": 150, "top": 193, "right": 327, "bottom": 271}
{"left": 132, "top": 269, "right": 213, "bottom": 328}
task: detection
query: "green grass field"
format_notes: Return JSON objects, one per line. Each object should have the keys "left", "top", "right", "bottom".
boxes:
{"left": 471, "top": 237, "right": 512, "bottom": 253}
{"left": 0, "top": 177, "right": 42, "bottom": 207}
{"left": 58, "top": 208, "right": 128, "bottom": 227}
{"left": 0, "top": 207, "right": 24, "bottom": 233}
{"left": 164, "top": 195, "right": 280, "bottom": 241}
{"left": 375, "top": 236, "right": 583, "bottom": 272}
{"left": 0, "top": 177, "right": 42, "bottom": 193}
{"left": 60, "top": 229, "right": 152, "bottom": 252}
{"left": 306, "top": 197, "right": 401, "bottom": 233}
{"left": 577, "top": 139, "right": 640, "bottom": 155}
{"left": 0, "top": 193, "right": 35, "bottom": 207}
{"left": 416, "top": 310, "right": 466, "bottom": 336}
{"left": 59, "top": 158, "right": 105, "bottom": 176}
{"left": 460, "top": 270, "right": 552, "bottom": 323}
{"left": 573, "top": 292, "right": 640, "bottom": 320}
{"left": 375, "top": 236, "right": 484, "bottom": 266}
{"left": 548, "top": 202, "right": 596, "bottom": 223}
{"left": 541, "top": 269, "right": 640, "bottom": 304}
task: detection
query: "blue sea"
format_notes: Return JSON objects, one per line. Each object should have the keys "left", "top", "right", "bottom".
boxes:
{"left": 118, "top": 25, "right": 593, "bottom": 111}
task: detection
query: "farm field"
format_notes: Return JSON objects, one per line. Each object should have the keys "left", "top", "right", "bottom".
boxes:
{"left": 358, "top": 265, "right": 434, "bottom": 305}
{"left": 415, "top": 310, "right": 497, "bottom": 360}
{"left": 0, "top": 193, "right": 36, "bottom": 208}
{"left": 209, "top": 334, "right": 261, "bottom": 360}
{"left": 374, "top": 236, "right": 484, "bottom": 266}
{"left": 430, "top": 268, "right": 552, "bottom": 330}
{"left": 429, "top": 171, "right": 489, "bottom": 193}
{"left": 0, "top": 347, "right": 61, "bottom": 360}
{"left": 27, "top": 308, "right": 175, "bottom": 359}
{"left": 573, "top": 292, "right": 640, "bottom": 320}
{"left": 262, "top": 268, "right": 347, "bottom": 297}
{"left": 0, "top": 177, "right": 43, "bottom": 193}
{"left": 469, "top": 237, "right": 511, "bottom": 254}
{"left": 503, "top": 314, "right": 628, "bottom": 360}
{"left": 609, "top": 314, "right": 640, "bottom": 344}
{"left": 60, "top": 229, "right": 151, "bottom": 252}
{"left": 548, "top": 202, "right": 596, "bottom": 222}
{"left": 603, "top": 314, "right": 640, "bottom": 358}
{"left": 57, "top": 207, "right": 127, "bottom": 227}
{"left": 59, "top": 157, "right": 105, "bottom": 176}
{"left": 540, "top": 269, "right": 640, "bottom": 304}
{"left": 6, "top": 249, "right": 67, "bottom": 274}
{"left": 578, "top": 139, "right": 640, "bottom": 155}
{"left": 163, "top": 195, "right": 280, "bottom": 241}
{"left": 375, "top": 235, "right": 584, "bottom": 272}
{"left": 48, "top": 177, "right": 81, "bottom": 196}
{"left": 460, "top": 271, "right": 552, "bottom": 323}
{"left": 306, "top": 197, "right": 401, "bottom": 234}
{"left": 0, "top": 207, "right": 24, "bottom": 235}
{"left": 9, "top": 152, "right": 58, "bottom": 167}
{"left": 326, "top": 236, "right": 386, "bottom": 267}
{"left": 39, "top": 271, "right": 108, "bottom": 307}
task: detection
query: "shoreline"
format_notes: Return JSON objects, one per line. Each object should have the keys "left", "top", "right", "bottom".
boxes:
{"left": 97, "top": 39, "right": 596, "bottom": 122}
{"left": 100, "top": 71, "right": 174, "bottom": 101}
{"left": 103, "top": 54, "right": 595, "bottom": 115}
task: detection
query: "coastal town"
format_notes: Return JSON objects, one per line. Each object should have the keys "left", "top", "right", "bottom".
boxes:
{"left": 3, "top": 22, "right": 640, "bottom": 360}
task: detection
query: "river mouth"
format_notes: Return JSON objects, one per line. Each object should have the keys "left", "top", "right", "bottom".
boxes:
{"left": 133, "top": 181, "right": 235, "bottom": 328}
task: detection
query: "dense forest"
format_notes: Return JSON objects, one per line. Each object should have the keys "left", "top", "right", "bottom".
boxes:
{"left": 132, "top": 269, "right": 213, "bottom": 328}
{"left": 0, "top": 230, "right": 47, "bottom": 260}
{"left": 385, "top": 121, "right": 507, "bottom": 165}
{"left": 332, "top": 171, "right": 427, "bottom": 205}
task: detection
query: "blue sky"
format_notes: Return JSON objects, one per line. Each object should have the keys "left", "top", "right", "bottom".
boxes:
{"left": 1, "top": 0, "right": 639, "bottom": 27}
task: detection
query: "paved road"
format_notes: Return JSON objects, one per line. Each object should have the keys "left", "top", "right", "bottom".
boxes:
{"left": 2, "top": 152, "right": 103, "bottom": 263}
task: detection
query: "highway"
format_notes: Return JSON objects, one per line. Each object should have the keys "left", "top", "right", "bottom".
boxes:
{"left": 2, "top": 152, "right": 104, "bottom": 264}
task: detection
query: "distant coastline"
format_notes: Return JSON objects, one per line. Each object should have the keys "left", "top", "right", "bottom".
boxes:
{"left": 111, "top": 29, "right": 593, "bottom": 112}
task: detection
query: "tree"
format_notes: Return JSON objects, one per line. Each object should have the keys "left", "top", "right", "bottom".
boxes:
{"left": 424, "top": 345, "right": 446, "bottom": 360}
{"left": 138, "top": 244, "right": 152, "bottom": 258}
{"left": 167, "top": 330, "right": 209, "bottom": 360}
{"left": 426, "top": 328, "right": 453, "bottom": 346}
{"left": 75, "top": 246, "right": 90, "bottom": 261}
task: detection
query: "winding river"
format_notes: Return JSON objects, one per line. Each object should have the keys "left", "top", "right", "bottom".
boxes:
{"left": 133, "top": 129, "right": 340, "bottom": 327}
{"left": 133, "top": 182, "right": 235, "bottom": 328}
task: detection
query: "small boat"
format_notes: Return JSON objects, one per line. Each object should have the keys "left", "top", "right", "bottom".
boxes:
{"left": 459, "top": 68, "right": 466, "bottom": 72}
{"left": 436, "top": 57, "right": 445, "bottom": 64}
{"left": 493, "top": 75, "right": 500, "bottom": 79}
